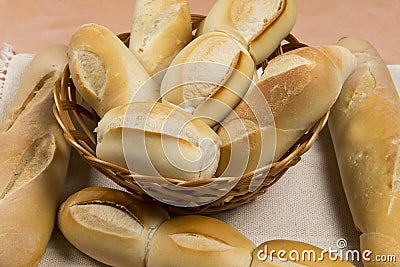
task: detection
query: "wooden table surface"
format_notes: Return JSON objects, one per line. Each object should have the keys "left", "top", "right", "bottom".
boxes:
{"left": 0, "top": 0, "right": 399, "bottom": 63}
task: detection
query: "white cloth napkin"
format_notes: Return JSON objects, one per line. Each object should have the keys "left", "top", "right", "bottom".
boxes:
{"left": 1, "top": 43, "right": 400, "bottom": 267}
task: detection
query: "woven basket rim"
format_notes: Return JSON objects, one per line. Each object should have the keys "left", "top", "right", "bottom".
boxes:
{"left": 53, "top": 15, "right": 329, "bottom": 214}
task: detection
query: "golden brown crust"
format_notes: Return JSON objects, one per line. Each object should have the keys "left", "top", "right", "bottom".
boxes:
{"left": 129, "top": 0, "right": 192, "bottom": 76}
{"left": 198, "top": 0, "right": 297, "bottom": 65}
{"left": 147, "top": 215, "right": 255, "bottom": 267}
{"left": 160, "top": 31, "right": 255, "bottom": 127}
{"left": 69, "top": 23, "right": 159, "bottom": 118}
{"left": 96, "top": 102, "right": 221, "bottom": 180}
{"left": 0, "top": 45, "right": 70, "bottom": 267}
{"left": 58, "top": 187, "right": 170, "bottom": 267}
{"left": 329, "top": 37, "right": 400, "bottom": 266}
{"left": 217, "top": 45, "right": 356, "bottom": 176}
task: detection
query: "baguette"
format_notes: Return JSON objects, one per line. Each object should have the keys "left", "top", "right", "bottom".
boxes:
{"left": 129, "top": 0, "right": 192, "bottom": 76}
{"left": 329, "top": 37, "right": 400, "bottom": 266}
{"left": 196, "top": 0, "right": 297, "bottom": 65}
{"left": 216, "top": 45, "right": 357, "bottom": 177}
{"left": 68, "top": 23, "right": 160, "bottom": 118}
{"left": 58, "top": 187, "right": 356, "bottom": 267}
{"left": 96, "top": 101, "right": 221, "bottom": 180}
{"left": 160, "top": 31, "right": 255, "bottom": 127}
{"left": 0, "top": 45, "right": 67, "bottom": 130}
{"left": 0, "top": 45, "right": 71, "bottom": 267}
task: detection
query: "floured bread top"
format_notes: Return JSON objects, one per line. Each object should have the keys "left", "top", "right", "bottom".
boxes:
{"left": 96, "top": 102, "right": 217, "bottom": 148}
{"left": 76, "top": 50, "right": 106, "bottom": 98}
{"left": 131, "top": 1, "right": 184, "bottom": 48}
{"left": 262, "top": 53, "right": 311, "bottom": 78}
{"left": 231, "top": 0, "right": 284, "bottom": 42}
{"left": 218, "top": 118, "right": 259, "bottom": 146}
{"left": 0, "top": 133, "right": 55, "bottom": 199}
{"left": 179, "top": 34, "right": 244, "bottom": 113}
{"left": 169, "top": 233, "right": 235, "bottom": 251}
{"left": 70, "top": 203, "right": 143, "bottom": 237}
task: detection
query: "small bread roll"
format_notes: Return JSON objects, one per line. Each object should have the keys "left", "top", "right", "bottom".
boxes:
{"left": 96, "top": 102, "right": 221, "bottom": 180}
{"left": 330, "top": 37, "right": 400, "bottom": 266}
{"left": 251, "top": 240, "right": 355, "bottom": 266}
{"left": 147, "top": 215, "right": 256, "bottom": 267}
{"left": 129, "top": 0, "right": 192, "bottom": 76}
{"left": 216, "top": 45, "right": 357, "bottom": 177}
{"left": 197, "top": 0, "right": 297, "bottom": 65}
{"left": 58, "top": 187, "right": 170, "bottom": 267}
{"left": 160, "top": 31, "right": 255, "bottom": 127}
{"left": 68, "top": 23, "right": 159, "bottom": 117}
{"left": 58, "top": 187, "right": 255, "bottom": 267}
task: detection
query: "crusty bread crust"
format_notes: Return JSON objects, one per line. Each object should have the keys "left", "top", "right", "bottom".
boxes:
{"left": 330, "top": 37, "right": 400, "bottom": 265}
{"left": 129, "top": 0, "right": 192, "bottom": 76}
{"left": 69, "top": 23, "right": 160, "bottom": 118}
{"left": 217, "top": 45, "right": 356, "bottom": 176}
{"left": 0, "top": 45, "right": 71, "bottom": 267}
{"left": 197, "top": 0, "right": 297, "bottom": 65}
{"left": 96, "top": 102, "right": 221, "bottom": 180}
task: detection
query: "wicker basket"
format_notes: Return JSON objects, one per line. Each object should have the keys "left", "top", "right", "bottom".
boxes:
{"left": 53, "top": 15, "right": 329, "bottom": 215}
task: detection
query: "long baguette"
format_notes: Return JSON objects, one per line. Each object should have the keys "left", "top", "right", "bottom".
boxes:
{"left": 0, "top": 45, "right": 71, "bottom": 267}
{"left": 329, "top": 37, "right": 400, "bottom": 266}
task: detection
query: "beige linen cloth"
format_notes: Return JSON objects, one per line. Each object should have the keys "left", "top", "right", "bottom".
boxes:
{"left": 1, "top": 43, "right": 400, "bottom": 267}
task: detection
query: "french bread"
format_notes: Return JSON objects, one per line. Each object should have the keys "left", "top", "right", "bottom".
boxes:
{"left": 57, "top": 187, "right": 170, "bottom": 267}
{"left": 329, "top": 37, "right": 400, "bottom": 266}
{"left": 147, "top": 215, "right": 255, "bottom": 267}
{"left": 0, "top": 45, "right": 71, "bottom": 267}
{"left": 58, "top": 187, "right": 356, "bottom": 267}
{"left": 129, "top": 0, "right": 192, "bottom": 76}
{"left": 160, "top": 31, "right": 255, "bottom": 127}
{"left": 196, "top": 0, "right": 297, "bottom": 65}
{"left": 95, "top": 101, "right": 221, "bottom": 180}
{"left": 68, "top": 23, "right": 160, "bottom": 118}
{"left": 216, "top": 45, "right": 357, "bottom": 177}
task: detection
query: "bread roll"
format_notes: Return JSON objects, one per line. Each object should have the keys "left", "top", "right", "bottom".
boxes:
{"left": 147, "top": 215, "right": 255, "bottom": 267}
{"left": 58, "top": 187, "right": 356, "bottom": 267}
{"left": 160, "top": 31, "right": 255, "bottom": 127}
{"left": 58, "top": 187, "right": 170, "bottom": 267}
{"left": 96, "top": 101, "right": 221, "bottom": 180}
{"left": 196, "top": 0, "right": 297, "bottom": 65}
{"left": 216, "top": 45, "right": 357, "bottom": 177}
{"left": 129, "top": 0, "right": 192, "bottom": 76}
{"left": 329, "top": 37, "right": 400, "bottom": 266}
{"left": 58, "top": 187, "right": 255, "bottom": 267}
{"left": 251, "top": 240, "right": 355, "bottom": 266}
{"left": 0, "top": 45, "right": 71, "bottom": 267}
{"left": 68, "top": 23, "right": 159, "bottom": 117}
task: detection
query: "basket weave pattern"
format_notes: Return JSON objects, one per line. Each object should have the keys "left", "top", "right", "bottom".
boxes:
{"left": 53, "top": 15, "right": 329, "bottom": 215}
